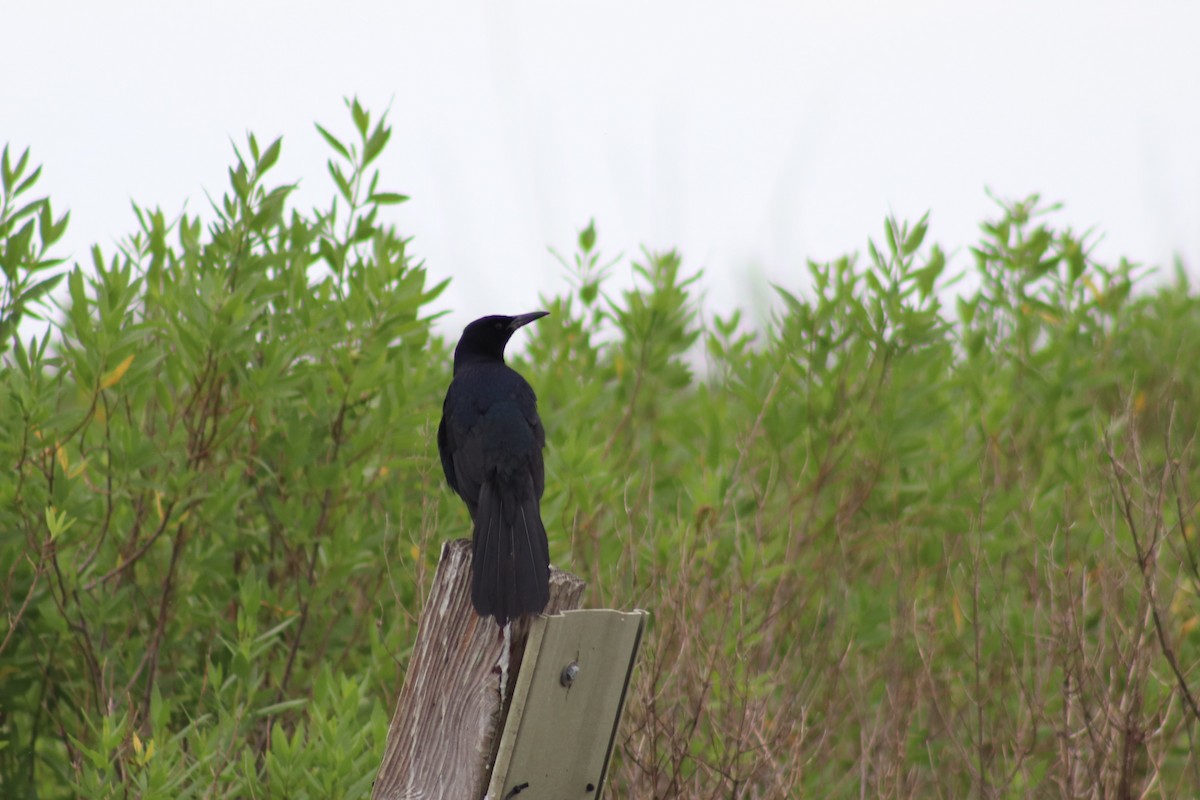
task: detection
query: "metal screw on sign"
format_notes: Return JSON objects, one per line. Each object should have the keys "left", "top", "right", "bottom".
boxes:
{"left": 560, "top": 661, "right": 580, "bottom": 688}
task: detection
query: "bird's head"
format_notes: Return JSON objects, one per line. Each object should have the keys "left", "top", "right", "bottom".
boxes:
{"left": 454, "top": 311, "right": 549, "bottom": 366}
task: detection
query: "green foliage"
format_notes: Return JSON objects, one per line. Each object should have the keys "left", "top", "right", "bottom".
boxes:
{"left": 0, "top": 145, "right": 69, "bottom": 352}
{"left": 1, "top": 100, "right": 443, "bottom": 798}
{"left": 3, "top": 104, "right": 1200, "bottom": 798}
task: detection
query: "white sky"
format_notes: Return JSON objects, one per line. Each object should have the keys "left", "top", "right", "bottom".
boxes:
{"left": 5, "top": 1, "right": 1199, "bottom": 337}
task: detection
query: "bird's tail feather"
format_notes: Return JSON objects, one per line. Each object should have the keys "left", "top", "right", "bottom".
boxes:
{"left": 472, "top": 479, "right": 550, "bottom": 626}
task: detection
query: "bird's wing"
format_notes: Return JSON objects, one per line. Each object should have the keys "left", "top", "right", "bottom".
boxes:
{"left": 437, "top": 391, "right": 458, "bottom": 493}
{"left": 523, "top": 384, "right": 546, "bottom": 499}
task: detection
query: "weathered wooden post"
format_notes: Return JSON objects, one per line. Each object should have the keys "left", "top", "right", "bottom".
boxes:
{"left": 371, "top": 539, "right": 645, "bottom": 800}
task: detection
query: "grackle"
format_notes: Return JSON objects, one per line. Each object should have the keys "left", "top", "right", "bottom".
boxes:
{"left": 438, "top": 312, "right": 551, "bottom": 626}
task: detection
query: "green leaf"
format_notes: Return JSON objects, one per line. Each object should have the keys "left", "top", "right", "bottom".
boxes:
{"left": 956, "top": 295, "right": 976, "bottom": 325}
{"left": 0, "top": 144, "right": 11, "bottom": 192}
{"left": 19, "top": 273, "right": 64, "bottom": 307}
{"left": 867, "top": 238, "right": 884, "bottom": 270}
{"left": 966, "top": 328, "right": 986, "bottom": 356}
{"left": 7, "top": 219, "right": 36, "bottom": 263}
{"left": 865, "top": 268, "right": 883, "bottom": 296}
{"left": 7, "top": 198, "right": 44, "bottom": 227}
{"left": 2, "top": 145, "right": 30, "bottom": 194}
{"left": 254, "top": 698, "right": 309, "bottom": 717}
{"left": 50, "top": 209, "right": 70, "bottom": 247}
{"left": 772, "top": 283, "right": 804, "bottom": 314}
{"left": 45, "top": 505, "right": 75, "bottom": 541}
{"left": 328, "top": 161, "right": 352, "bottom": 203}
{"left": 229, "top": 163, "right": 249, "bottom": 201}
{"left": 315, "top": 123, "right": 350, "bottom": 160}
{"left": 12, "top": 148, "right": 30, "bottom": 184}
{"left": 258, "top": 137, "right": 282, "bottom": 174}
{"left": 903, "top": 213, "right": 929, "bottom": 256}
{"left": 68, "top": 263, "right": 87, "bottom": 311}
{"left": 913, "top": 245, "right": 944, "bottom": 298}
{"left": 350, "top": 97, "right": 369, "bottom": 137}
{"left": 1064, "top": 236, "right": 1086, "bottom": 282}
{"left": 363, "top": 122, "right": 391, "bottom": 167}
{"left": 368, "top": 192, "right": 408, "bottom": 206}
{"left": 579, "top": 220, "right": 596, "bottom": 253}
{"left": 15, "top": 164, "right": 42, "bottom": 196}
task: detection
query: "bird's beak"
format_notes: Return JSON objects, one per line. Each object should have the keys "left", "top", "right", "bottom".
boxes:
{"left": 509, "top": 311, "right": 549, "bottom": 331}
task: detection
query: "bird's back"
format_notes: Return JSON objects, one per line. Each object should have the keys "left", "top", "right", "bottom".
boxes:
{"left": 440, "top": 361, "right": 544, "bottom": 501}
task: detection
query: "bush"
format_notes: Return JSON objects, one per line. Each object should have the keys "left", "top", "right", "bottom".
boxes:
{"left": 2, "top": 102, "right": 1199, "bottom": 798}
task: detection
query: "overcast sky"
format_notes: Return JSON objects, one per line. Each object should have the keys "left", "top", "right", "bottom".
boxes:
{"left": 5, "top": 1, "right": 1198, "bottom": 336}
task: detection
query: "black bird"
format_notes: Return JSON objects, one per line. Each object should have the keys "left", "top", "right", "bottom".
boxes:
{"left": 438, "top": 312, "right": 551, "bottom": 626}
